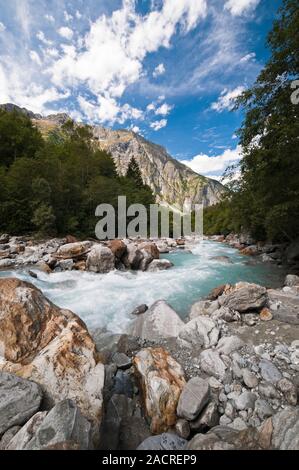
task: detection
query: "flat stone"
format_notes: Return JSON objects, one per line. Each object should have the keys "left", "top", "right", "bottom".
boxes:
{"left": 112, "top": 352, "right": 132, "bottom": 370}
{"left": 146, "top": 259, "right": 174, "bottom": 272}
{"left": 190, "top": 402, "right": 219, "bottom": 432}
{"left": 25, "top": 400, "right": 91, "bottom": 450}
{"left": 177, "top": 377, "right": 210, "bottom": 421}
{"left": 216, "top": 335, "right": 245, "bottom": 356}
{"left": 254, "top": 399, "right": 274, "bottom": 420}
{"left": 219, "top": 282, "right": 267, "bottom": 313}
{"left": 0, "top": 373, "right": 42, "bottom": 435}
{"left": 199, "top": 349, "right": 227, "bottom": 380}
{"left": 259, "top": 359, "right": 282, "bottom": 384}
{"left": 268, "top": 289, "right": 299, "bottom": 325}
{"left": 137, "top": 433, "right": 187, "bottom": 451}
{"left": 234, "top": 391, "right": 257, "bottom": 411}
{"left": 271, "top": 408, "right": 299, "bottom": 450}
{"left": 242, "top": 369, "right": 258, "bottom": 389}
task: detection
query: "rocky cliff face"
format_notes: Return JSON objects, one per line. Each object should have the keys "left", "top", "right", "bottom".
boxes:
{"left": 1, "top": 103, "right": 224, "bottom": 210}
{"left": 91, "top": 126, "right": 224, "bottom": 210}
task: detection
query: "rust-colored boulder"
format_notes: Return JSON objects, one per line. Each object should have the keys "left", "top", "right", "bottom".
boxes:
{"left": 108, "top": 239, "right": 127, "bottom": 258}
{"left": 133, "top": 347, "right": 185, "bottom": 434}
{"left": 0, "top": 278, "right": 104, "bottom": 435}
{"left": 56, "top": 241, "right": 92, "bottom": 259}
{"left": 138, "top": 242, "right": 160, "bottom": 259}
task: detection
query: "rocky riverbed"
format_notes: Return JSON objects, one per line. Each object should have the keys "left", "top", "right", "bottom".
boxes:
{"left": 0, "top": 272, "right": 298, "bottom": 450}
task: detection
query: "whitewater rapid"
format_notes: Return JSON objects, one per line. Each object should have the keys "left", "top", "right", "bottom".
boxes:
{"left": 0, "top": 241, "right": 284, "bottom": 332}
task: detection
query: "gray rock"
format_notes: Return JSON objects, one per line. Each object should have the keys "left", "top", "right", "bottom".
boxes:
{"left": 284, "top": 274, "right": 299, "bottom": 287}
{"left": 219, "top": 282, "right": 267, "bottom": 313}
{"left": 186, "top": 425, "right": 262, "bottom": 450}
{"left": 100, "top": 394, "right": 134, "bottom": 450}
{"left": 199, "top": 349, "right": 227, "bottom": 380}
{"left": 189, "top": 300, "right": 219, "bottom": 320}
{"left": 7, "top": 412, "right": 48, "bottom": 450}
{"left": 190, "top": 402, "right": 219, "bottom": 432}
{"left": 86, "top": 245, "right": 115, "bottom": 273}
{"left": 230, "top": 417, "right": 247, "bottom": 431}
{"left": 271, "top": 407, "right": 299, "bottom": 450}
{"left": 127, "top": 300, "right": 184, "bottom": 342}
{"left": 254, "top": 399, "right": 274, "bottom": 420}
{"left": 258, "top": 381, "right": 280, "bottom": 399}
{"left": 276, "top": 378, "right": 297, "bottom": 405}
{"left": 216, "top": 335, "right": 244, "bottom": 356}
{"left": 118, "top": 416, "right": 151, "bottom": 450}
{"left": 259, "top": 359, "right": 282, "bottom": 384}
{"left": 111, "top": 352, "right": 132, "bottom": 370}
{"left": 137, "top": 433, "right": 187, "bottom": 451}
{"left": 0, "top": 372, "right": 42, "bottom": 435}
{"left": 25, "top": 400, "right": 91, "bottom": 450}
{"left": 91, "top": 329, "right": 124, "bottom": 361}
{"left": 234, "top": 391, "right": 257, "bottom": 411}
{"left": 268, "top": 289, "right": 299, "bottom": 325}
{"left": 242, "top": 369, "right": 258, "bottom": 389}
{"left": 178, "top": 316, "right": 219, "bottom": 350}
{"left": 0, "top": 234, "right": 10, "bottom": 244}
{"left": 177, "top": 377, "right": 210, "bottom": 421}
{"left": 146, "top": 259, "right": 174, "bottom": 272}
{"left": 130, "top": 304, "right": 148, "bottom": 316}
{"left": 0, "top": 426, "right": 21, "bottom": 450}
{"left": 58, "top": 259, "right": 74, "bottom": 271}
{"left": 175, "top": 419, "right": 190, "bottom": 439}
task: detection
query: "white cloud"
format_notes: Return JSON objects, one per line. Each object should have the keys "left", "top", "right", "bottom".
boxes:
{"left": 146, "top": 102, "right": 156, "bottom": 112}
{"left": 240, "top": 52, "right": 256, "bottom": 63}
{"left": 131, "top": 125, "right": 140, "bottom": 133}
{"left": 45, "top": 14, "right": 55, "bottom": 23}
{"left": 211, "top": 86, "right": 245, "bottom": 112}
{"left": 75, "top": 11, "right": 82, "bottom": 20}
{"left": 44, "top": 48, "right": 60, "bottom": 58}
{"left": 224, "top": 0, "right": 260, "bottom": 16}
{"left": 29, "top": 51, "right": 42, "bottom": 66}
{"left": 153, "top": 63, "right": 165, "bottom": 78}
{"left": 78, "top": 95, "right": 143, "bottom": 125}
{"left": 180, "top": 146, "right": 242, "bottom": 177}
{"left": 155, "top": 103, "right": 173, "bottom": 116}
{"left": 64, "top": 11, "right": 73, "bottom": 22}
{"left": 50, "top": 0, "right": 207, "bottom": 123}
{"left": 150, "top": 119, "right": 167, "bottom": 131}
{"left": 0, "top": 21, "right": 6, "bottom": 32}
{"left": 58, "top": 27, "right": 73, "bottom": 40}
{"left": 36, "top": 31, "right": 53, "bottom": 45}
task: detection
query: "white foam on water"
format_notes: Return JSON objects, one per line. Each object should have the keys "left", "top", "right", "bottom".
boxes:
{"left": 0, "top": 241, "right": 284, "bottom": 332}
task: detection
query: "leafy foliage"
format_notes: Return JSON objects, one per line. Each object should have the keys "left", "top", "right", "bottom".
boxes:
{"left": 204, "top": 0, "right": 299, "bottom": 242}
{"left": 0, "top": 112, "right": 155, "bottom": 237}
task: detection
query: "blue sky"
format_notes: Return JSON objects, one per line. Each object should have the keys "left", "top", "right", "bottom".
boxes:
{"left": 0, "top": 0, "right": 282, "bottom": 180}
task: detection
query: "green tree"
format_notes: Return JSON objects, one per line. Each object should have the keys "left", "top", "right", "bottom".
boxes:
{"left": 126, "top": 157, "right": 144, "bottom": 188}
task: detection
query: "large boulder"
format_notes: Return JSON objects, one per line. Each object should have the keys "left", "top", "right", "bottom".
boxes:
{"left": 219, "top": 282, "right": 267, "bottom": 312}
{"left": 177, "top": 378, "right": 210, "bottom": 421}
{"left": 9, "top": 400, "right": 91, "bottom": 450}
{"left": 56, "top": 241, "right": 92, "bottom": 258}
{"left": 0, "top": 278, "right": 105, "bottom": 439}
{"left": 138, "top": 242, "right": 160, "bottom": 260}
{"left": 0, "top": 372, "right": 42, "bottom": 435}
{"left": 133, "top": 348, "right": 186, "bottom": 434}
{"left": 189, "top": 300, "right": 219, "bottom": 320}
{"left": 127, "top": 300, "right": 184, "bottom": 342}
{"left": 284, "top": 274, "right": 299, "bottom": 287}
{"left": 271, "top": 407, "right": 299, "bottom": 450}
{"left": 146, "top": 259, "right": 174, "bottom": 272}
{"left": 122, "top": 244, "right": 143, "bottom": 270}
{"left": 186, "top": 426, "right": 264, "bottom": 450}
{"left": 177, "top": 316, "right": 219, "bottom": 350}
{"left": 267, "top": 289, "right": 299, "bottom": 325}
{"left": 107, "top": 239, "right": 127, "bottom": 259}
{"left": 7, "top": 412, "right": 47, "bottom": 450}
{"left": 86, "top": 245, "right": 115, "bottom": 273}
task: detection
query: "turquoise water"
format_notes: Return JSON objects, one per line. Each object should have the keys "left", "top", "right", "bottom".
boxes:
{"left": 0, "top": 241, "right": 285, "bottom": 332}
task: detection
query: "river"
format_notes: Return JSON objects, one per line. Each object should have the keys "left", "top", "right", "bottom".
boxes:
{"left": 0, "top": 240, "right": 285, "bottom": 332}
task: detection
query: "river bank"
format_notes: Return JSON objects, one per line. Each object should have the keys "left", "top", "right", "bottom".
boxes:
{"left": 0, "top": 232, "right": 298, "bottom": 450}
{"left": 0, "top": 274, "right": 298, "bottom": 450}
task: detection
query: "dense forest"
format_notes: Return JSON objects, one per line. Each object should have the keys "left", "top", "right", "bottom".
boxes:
{"left": 204, "top": 0, "right": 299, "bottom": 242}
{"left": 0, "top": 113, "right": 154, "bottom": 238}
